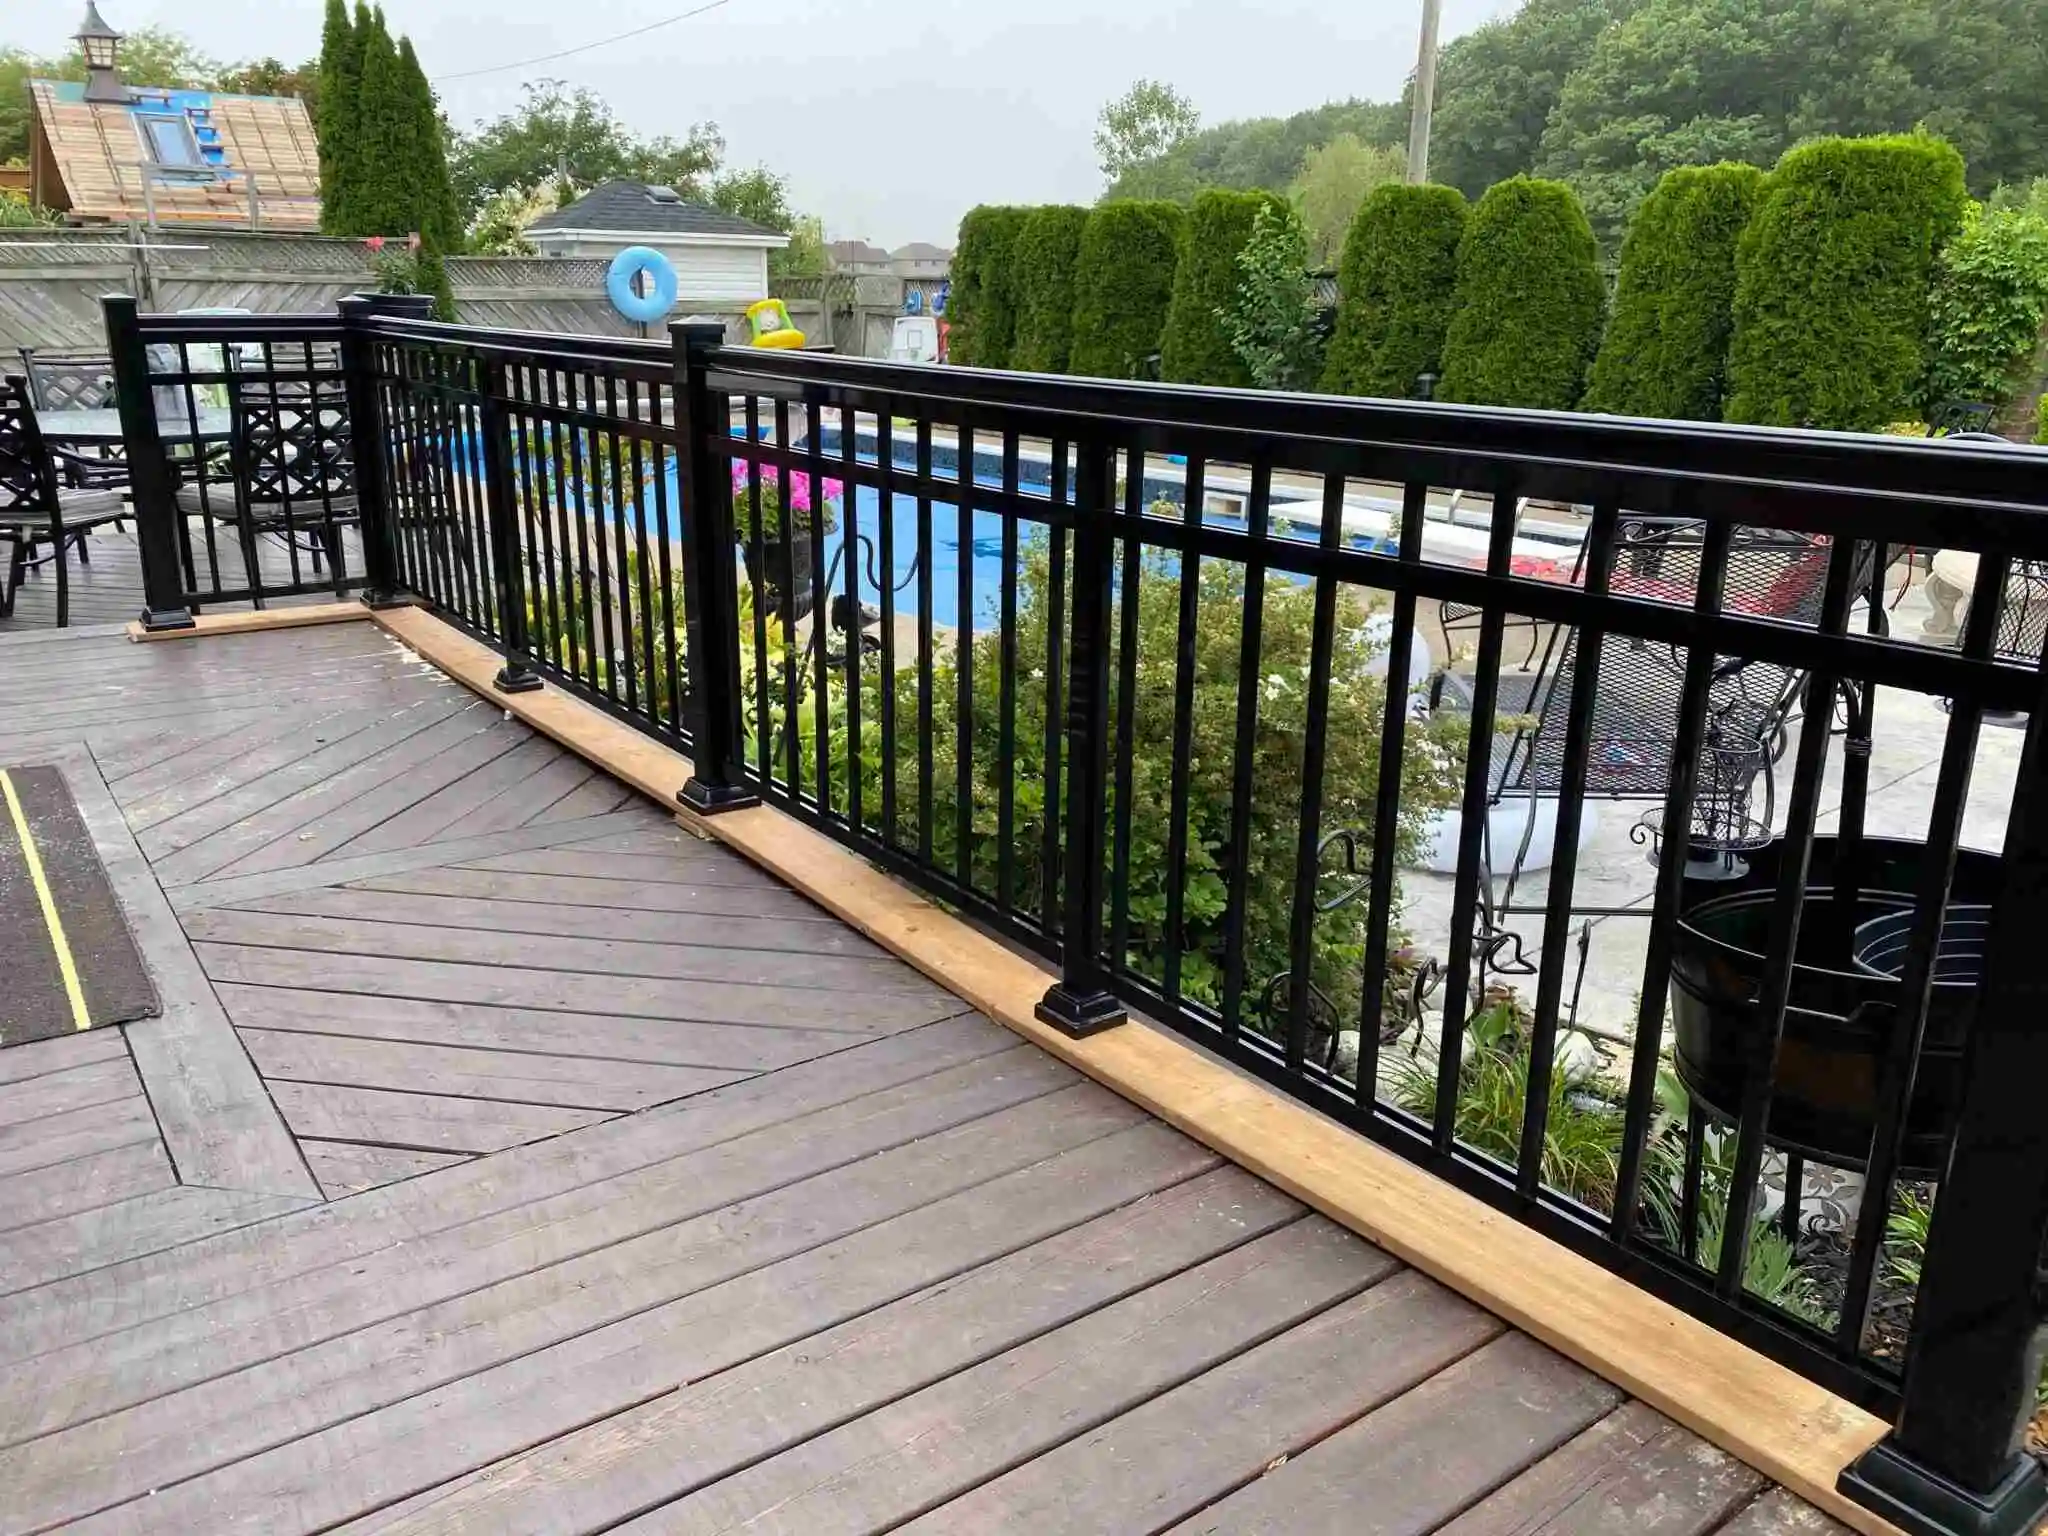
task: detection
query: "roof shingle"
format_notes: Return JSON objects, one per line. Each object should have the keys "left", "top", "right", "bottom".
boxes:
{"left": 528, "top": 180, "right": 784, "bottom": 240}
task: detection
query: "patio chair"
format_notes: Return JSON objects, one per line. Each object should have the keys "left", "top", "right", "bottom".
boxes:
{"left": 17, "top": 348, "right": 127, "bottom": 493}
{"left": 174, "top": 375, "right": 359, "bottom": 589}
{"left": 0, "top": 377, "right": 130, "bottom": 627}
{"left": 1431, "top": 519, "right": 1869, "bottom": 1001}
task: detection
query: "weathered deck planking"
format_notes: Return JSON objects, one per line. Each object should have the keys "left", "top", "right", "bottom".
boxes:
{"left": 0, "top": 618, "right": 1867, "bottom": 1535}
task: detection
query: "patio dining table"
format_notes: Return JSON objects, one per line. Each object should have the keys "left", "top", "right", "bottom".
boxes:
{"left": 34, "top": 407, "right": 234, "bottom": 448}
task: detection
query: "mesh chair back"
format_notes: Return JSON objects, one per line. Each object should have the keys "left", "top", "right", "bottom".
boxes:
{"left": 17, "top": 350, "right": 117, "bottom": 413}
{"left": 0, "top": 378, "right": 56, "bottom": 517}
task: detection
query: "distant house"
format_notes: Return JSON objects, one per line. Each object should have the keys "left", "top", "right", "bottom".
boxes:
{"left": 527, "top": 180, "right": 789, "bottom": 303}
{"left": 826, "top": 239, "right": 894, "bottom": 276}
{"left": 890, "top": 242, "right": 952, "bottom": 280}
{"left": 27, "top": 5, "right": 319, "bottom": 229}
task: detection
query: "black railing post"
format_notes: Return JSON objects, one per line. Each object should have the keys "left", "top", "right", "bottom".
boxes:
{"left": 672, "top": 318, "right": 758, "bottom": 814}
{"left": 1036, "top": 438, "right": 1128, "bottom": 1038}
{"left": 1841, "top": 669, "right": 2048, "bottom": 1536}
{"left": 102, "top": 293, "right": 192, "bottom": 631}
{"left": 477, "top": 353, "right": 541, "bottom": 694}
{"left": 336, "top": 296, "right": 405, "bottom": 608}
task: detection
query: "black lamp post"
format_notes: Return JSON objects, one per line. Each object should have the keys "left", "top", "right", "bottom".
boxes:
{"left": 78, "top": 2, "right": 127, "bottom": 104}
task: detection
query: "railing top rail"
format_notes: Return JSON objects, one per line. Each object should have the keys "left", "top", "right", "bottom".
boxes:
{"left": 704, "top": 346, "right": 2048, "bottom": 556}
{"left": 132, "top": 311, "right": 344, "bottom": 341}
{"left": 361, "top": 313, "right": 672, "bottom": 372}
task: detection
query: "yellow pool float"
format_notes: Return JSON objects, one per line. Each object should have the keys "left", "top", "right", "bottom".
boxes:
{"left": 745, "top": 298, "right": 806, "bottom": 350}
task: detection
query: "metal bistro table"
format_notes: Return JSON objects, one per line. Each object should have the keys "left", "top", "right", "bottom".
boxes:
{"left": 34, "top": 406, "right": 233, "bottom": 448}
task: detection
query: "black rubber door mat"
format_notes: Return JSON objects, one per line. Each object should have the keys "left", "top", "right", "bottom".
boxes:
{"left": 0, "top": 764, "right": 158, "bottom": 1047}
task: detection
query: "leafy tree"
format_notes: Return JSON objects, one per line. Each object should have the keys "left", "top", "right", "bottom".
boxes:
{"left": 1920, "top": 204, "right": 2048, "bottom": 418}
{"left": 1223, "top": 203, "right": 1322, "bottom": 390}
{"left": 1438, "top": 177, "right": 1607, "bottom": 409}
{"left": 216, "top": 57, "right": 320, "bottom": 117}
{"left": 1429, "top": 0, "right": 1636, "bottom": 200}
{"left": 1725, "top": 134, "right": 1969, "bottom": 430}
{"left": 2039, "top": 393, "right": 2048, "bottom": 443}
{"left": 1095, "top": 80, "right": 1200, "bottom": 186}
{"left": 1320, "top": 182, "right": 1470, "bottom": 399}
{"left": 1160, "top": 189, "right": 1285, "bottom": 387}
{"left": 1069, "top": 200, "right": 1186, "bottom": 380}
{"left": 465, "top": 185, "right": 551, "bottom": 255}
{"left": 947, "top": 205, "right": 1031, "bottom": 368}
{"left": 1289, "top": 133, "right": 1405, "bottom": 266}
{"left": 1010, "top": 205, "right": 1091, "bottom": 373}
{"left": 314, "top": 0, "right": 359, "bottom": 232}
{"left": 1108, "top": 99, "right": 1408, "bottom": 204}
{"left": 1582, "top": 163, "right": 1764, "bottom": 420}
{"left": 447, "top": 81, "right": 723, "bottom": 226}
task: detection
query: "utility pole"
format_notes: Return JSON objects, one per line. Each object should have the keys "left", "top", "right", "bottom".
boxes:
{"left": 1406, "top": 0, "right": 1443, "bottom": 183}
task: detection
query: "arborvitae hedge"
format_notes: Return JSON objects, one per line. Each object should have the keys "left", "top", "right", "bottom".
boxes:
{"left": 1009, "top": 205, "right": 1092, "bottom": 373}
{"left": 947, "top": 206, "right": 1031, "bottom": 369}
{"left": 315, "top": 0, "right": 359, "bottom": 235}
{"left": 1069, "top": 201, "right": 1186, "bottom": 380}
{"left": 1581, "top": 163, "right": 1764, "bottom": 421}
{"left": 1160, "top": 189, "right": 1284, "bottom": 387}
{"left": 1319, "top": 182, "right": 1469, "bottom": 399}
{"left": 1438, "top": 177, "right": 1606, "bottom": 410}
{"left": 1724, "top": 134, "right": 1969, "bottom": 431}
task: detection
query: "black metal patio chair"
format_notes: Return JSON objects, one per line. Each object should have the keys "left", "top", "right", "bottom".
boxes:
{"left": 17, "top": 348, "right": 128, "bottom": 493}
{"left": 0, "top": 377, "right": 131, "bottom": 627}
{"left": 1431, "top": 519, "right": 1871, "bottom": 1003}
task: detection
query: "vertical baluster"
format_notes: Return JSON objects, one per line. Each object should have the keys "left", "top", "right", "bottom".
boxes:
{"left": 1107, "top": 449, "right": 1144, "bottom": 980}
{"left": 807, "top": 392, "right": 833, "bottom": 809}
{"left": 605, "top": 372, "right": 639, "bottom": 717}
{"left": 877, "top": 409, "right": 899, "bottom": 845}
{"left": 916, "top": 417, "right": 936, "bottom": 865}
{"left": 1038, "top": 441, "right": 1070, "bottom": 933}
{"left": 1161, "top": 456, "right": 1207, "bottom": 1010}
{"left": 777, "top": 398, "right": 802, "bottom": 793}
{"left": 1284, "top": 472, "right": 1347, "bottom": 1074}
{"left": 1355, "top": 482, "right": 1430, "bottom": 1114}
{"left": 649, "top": 383, "right": 683, "bottom": 738}
{"left": 1434, "top": 484, "right": 1522, "bottom": 1155}
{"left": 1219, "top": 457, "right": 1273, "bottom": 1044}
{"left": 1612, "top": 520, "right": 1735, "bottom": 1243}
{"left": 954, "top": 422, "right": 977, "bottom": 889}
{"left": 996, "top": 431, "right": 1021, "bottom": 913}
{"left": 629, "top": 380, "right": 659, "bottom": 724}
{"left": 841, "top": 400, "right": 865, "bottom": 834}
{"left": 745, "top": 395, "right": 770, "bottom": 779}
{"left": 1516, "top": 505, "right": 1619, "bottom": 1202}
{"left": 479, "top": 353, "right": 539, "bottom": 694}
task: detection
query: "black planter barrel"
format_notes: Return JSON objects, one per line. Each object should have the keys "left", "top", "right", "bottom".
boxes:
{"left": 1667, "top": 834, "right": 2003, "bottom": 1173}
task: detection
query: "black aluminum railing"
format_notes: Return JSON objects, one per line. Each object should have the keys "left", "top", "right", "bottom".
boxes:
{"left": 107, "top": 295, "right": 2048, "bottom": 1536}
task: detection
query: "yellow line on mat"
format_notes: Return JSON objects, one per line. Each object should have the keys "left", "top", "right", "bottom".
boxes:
{"left": 0, "top": 770, "right": 91, "bottom": 1032}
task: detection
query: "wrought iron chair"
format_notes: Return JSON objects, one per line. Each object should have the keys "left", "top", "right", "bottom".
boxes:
{"left": 16, "top": 348, "right": 127, "bottom": 493}
{"left": 175, "top": 374, "right": 359, "bottom": 589}
{"left": 1433, "top": 519, "right": 1865, "bottom": 1001}
{"left": 0, "top": 377, "right": 130, "bottom": 627}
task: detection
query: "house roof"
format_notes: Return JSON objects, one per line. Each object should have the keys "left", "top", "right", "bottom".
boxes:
{"left": 892, "top": 242, "right": 951, "bottom": 261}
{"left": 828, "top": 239, "right": 891, "bottom": 265}
{"left": 528, "top": 180, "right": 785, "bottom": 241}
{"left": 29, "top": 79, "right": 320, "bottom": 228}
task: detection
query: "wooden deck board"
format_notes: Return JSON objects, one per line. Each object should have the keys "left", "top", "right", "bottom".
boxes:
{"left": 0, "top": 617, "right": 1868, "bottom": 1536}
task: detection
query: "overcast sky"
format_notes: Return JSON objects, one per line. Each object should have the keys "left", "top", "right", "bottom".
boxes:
{"left": 17, "top": 0, "right": 1511, "bottom": 245}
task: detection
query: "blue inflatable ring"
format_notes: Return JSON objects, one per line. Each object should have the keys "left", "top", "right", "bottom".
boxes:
{"left": 606, "top": 246, "right": 678, "bottom": 323}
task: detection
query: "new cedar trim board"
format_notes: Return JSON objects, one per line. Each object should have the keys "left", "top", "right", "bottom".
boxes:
{"left": 125, "top": 603, "right": 373, "bottom": 644}
{"left": 347, "top": 602, "right": 1905, "bottom": 1536}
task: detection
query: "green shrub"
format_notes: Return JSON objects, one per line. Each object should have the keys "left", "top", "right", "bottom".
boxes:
{"left": 1724, "top": 134, "right": 1969, "bottom": 431}
{"left": 1009, "top": 205, "right": 1091, "bottom": 373}
{"left": 1438, "top": 176, "right": 1606, "bottom": 409}
{"left": 1160, "top": 188, "right": 1285, "bottom": 387}
{"left": 2039, "top": 392, "right": 2048, "bottom": 443}
{"left": 948, "top": 206, "right": 1031, "bottom": 368}
{"left": 1920, "top": 205, "right": 2048, "bottom": 420}
{"left": 1320, "top": 182, "right": 1469, "bottom": 399}
{"left": 1069, "top": 200, "right": 1186, "bottom": 379}
{"left": 1582, "top": 163, "right": 1765, "bottom": 421}
{"left": 724, "top": 530, "right": 1465, "bottom": 1027}
{"left": 1223, "top": 203, "right": 1322, "bottom": 390}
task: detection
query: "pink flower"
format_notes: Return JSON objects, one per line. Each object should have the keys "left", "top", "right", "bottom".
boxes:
{"left": 364, "top": 236, "right": 386, "bottom": 254}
